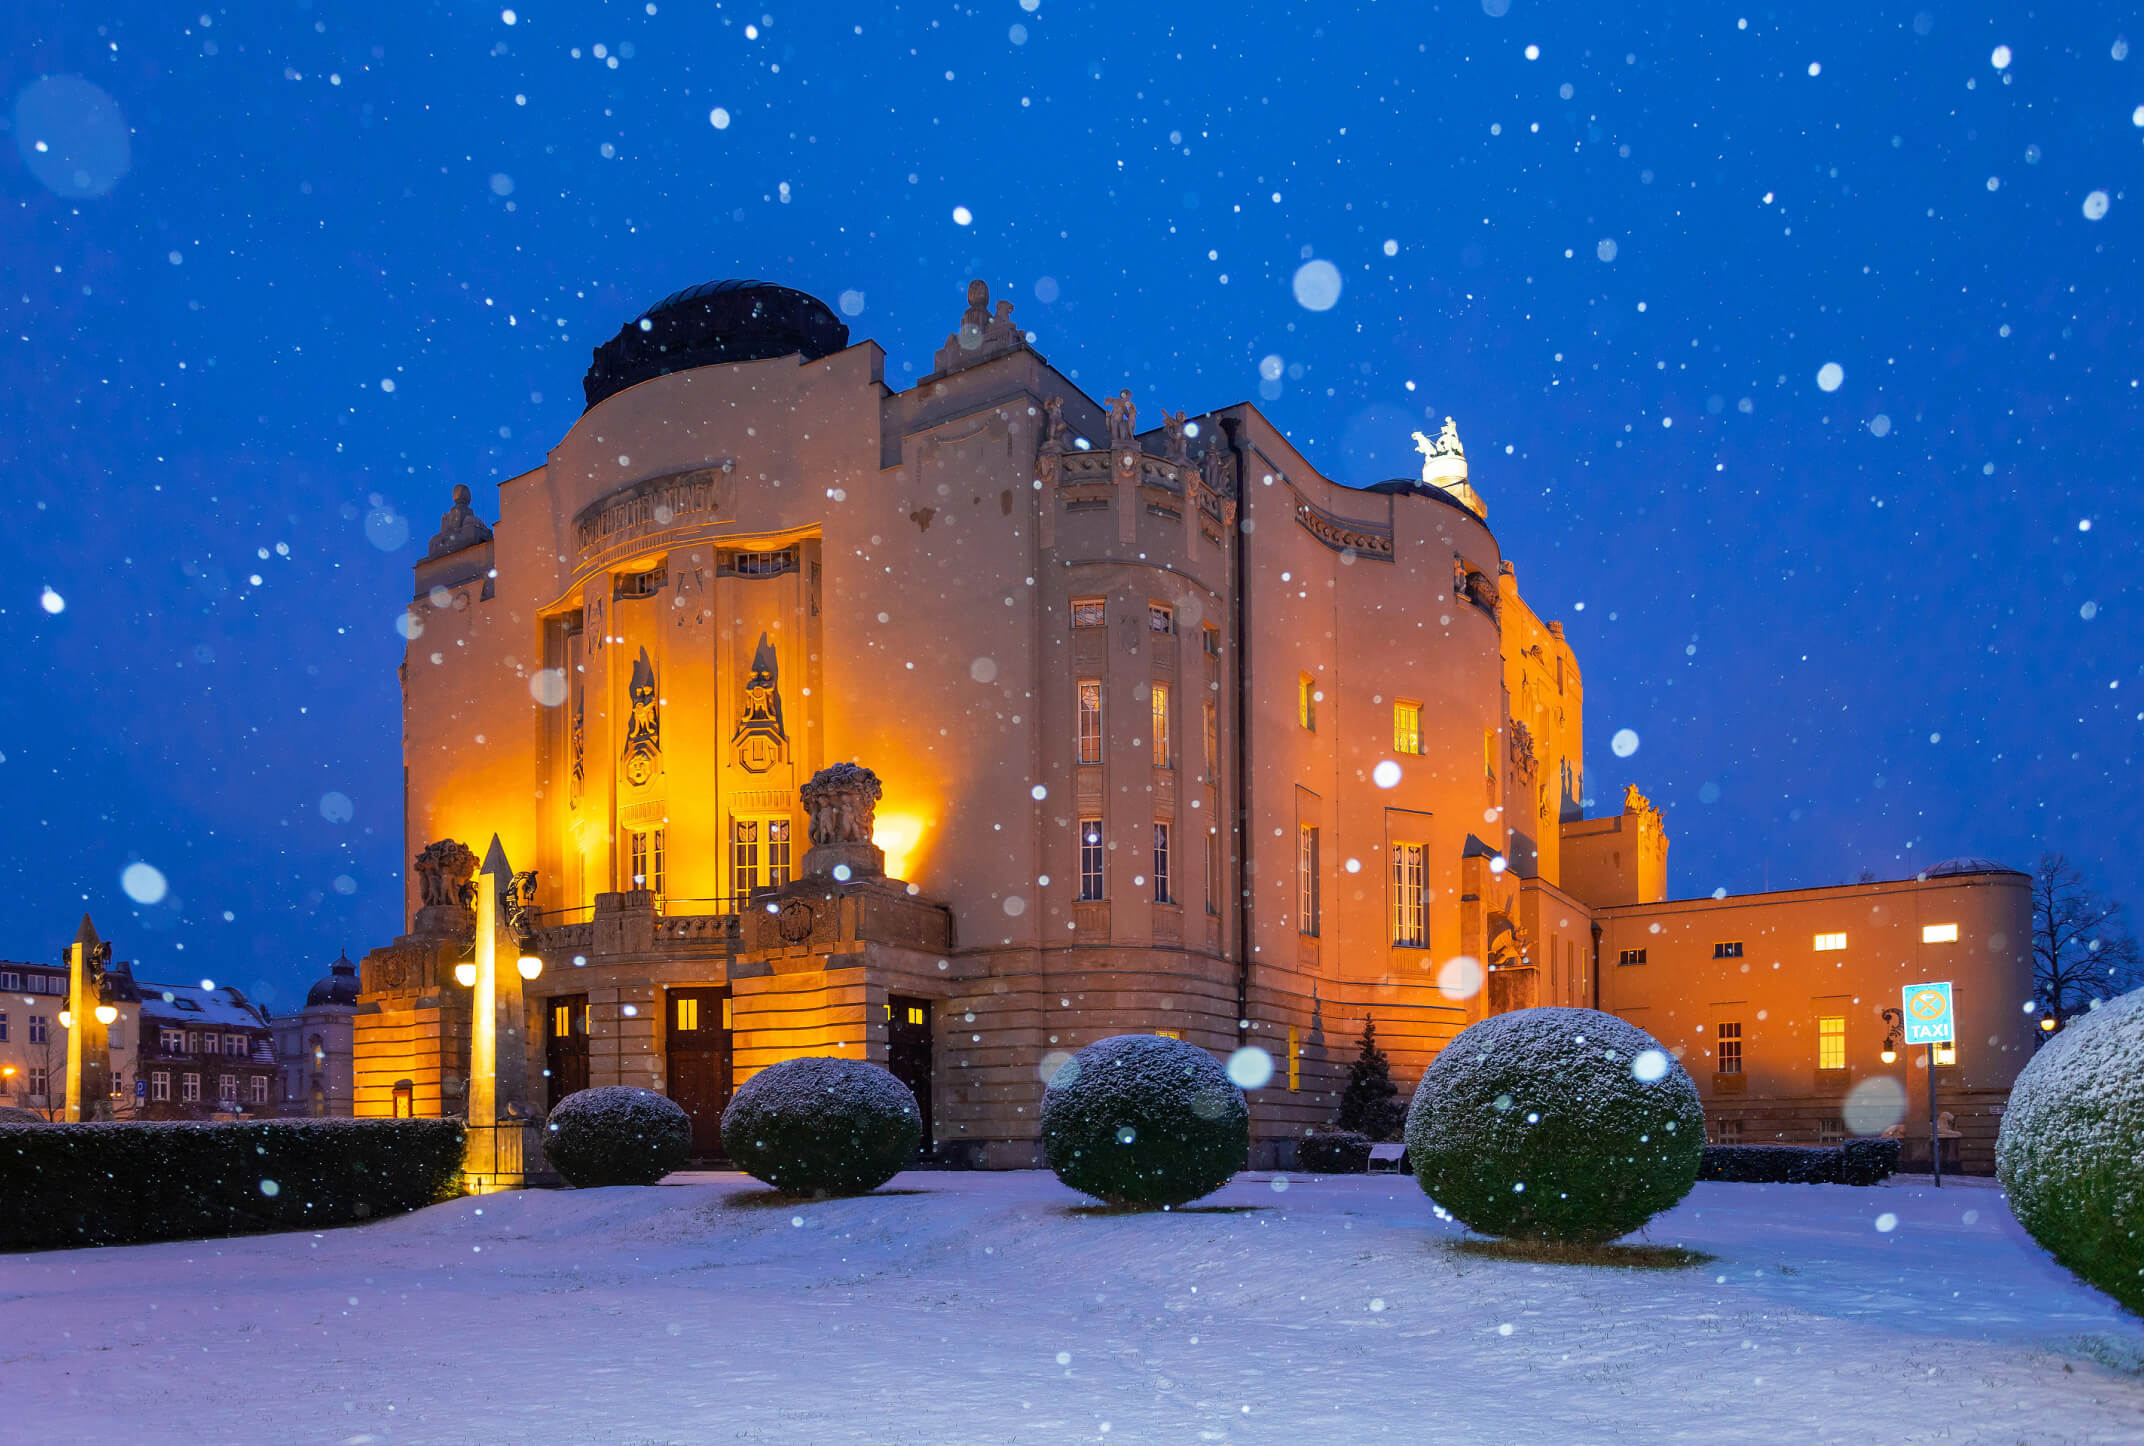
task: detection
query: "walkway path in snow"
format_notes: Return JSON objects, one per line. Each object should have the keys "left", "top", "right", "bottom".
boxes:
{"left": 4, "top": 1170, "right": 2139, "bottom": 1443}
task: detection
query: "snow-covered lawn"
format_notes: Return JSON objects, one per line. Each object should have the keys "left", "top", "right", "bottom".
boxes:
{"left": 5, "top": 1170, "right": 2140, "bottom": 1443}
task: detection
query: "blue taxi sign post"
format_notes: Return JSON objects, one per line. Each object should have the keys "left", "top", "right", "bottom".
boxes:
{"left": 1903, "top": 982, "right": 1954, "bottom": 1187}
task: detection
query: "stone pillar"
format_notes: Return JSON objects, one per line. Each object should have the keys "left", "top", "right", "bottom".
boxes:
{"left": 63, "top": 915, "right": 112, "bottom": 1123}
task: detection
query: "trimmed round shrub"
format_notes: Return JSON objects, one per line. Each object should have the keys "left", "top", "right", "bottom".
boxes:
{"left": 543, "top": 1086, "right": 691, "bottom": 1188}
{"left": 1997, "top": 988, "right": 2144, "bottom": 1314}
{"left": 720, "top": 1055, "right": 921, "bottom": 1197}
{"left": 1406, "top": 1006, "right": 1705, "bottom": 1244}
{"left": 1296, "top": 1129, "right": 1373, "bottom": 1174}
{"left": 0, "top": 1105, "right": 47, "bottom": 1124}
{"left": 1042, "top": 1034, "right": 1248, "bottom": 1207}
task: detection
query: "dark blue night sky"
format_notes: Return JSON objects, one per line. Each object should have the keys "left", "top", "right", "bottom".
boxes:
{"left": 3, "top": 2, "right": 2136, "bottom": 1008}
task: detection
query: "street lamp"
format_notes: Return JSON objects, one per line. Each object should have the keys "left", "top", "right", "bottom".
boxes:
{"left": 1879, "top": 1007, "right": 1904, "bottom": 1065}
{"left": 58, "top": 1010, "right": 73, "bottom": 1028}
{"left": 516, "top": 953, "right": 543, "bottom": 981}
{"left": 453, "top": 960, "right": 478, "bottom": 988}
{"left": 2040, "top": 1015, "right": 2058, "bottom": 1032}
{"left": 94, "top": 1004, "right": 117, "bottom": 1025}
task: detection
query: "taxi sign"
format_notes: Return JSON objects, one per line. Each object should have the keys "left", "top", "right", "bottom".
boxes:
{"left": 1902, "top": 981, "right": 1954, "bottom": 1045}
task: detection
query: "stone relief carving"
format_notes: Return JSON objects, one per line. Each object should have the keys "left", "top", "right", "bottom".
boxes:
{"left": 731, "top": 631, "right": 787, "bottom": 774}
{"left": 622, "top": 647, "right": 661, "bottom": 787}
{"left": 1292, "top": 494, "right": 1395, "bottom": 560}
{"left": 776, "top": 898, "right": 815, "bottom": 943}
{"left": 427, "top": 484, "right": 493, "bottom": 560}
{"left": 414, "top": 839, "right": 479, "bottom": 909}
{"left": 803, "top": 761, "right": 882, "bottom": 846}
{"left": 1509, "top": 720, "right": 1539, "bottom": 786}
{"left": 573, "top": 467, "right": 731, "bottom": 558}
{"left": 568, "top": 672, "right": 585, "bottom": 804}
{"left": 505, "top": 871, "right": 540, "bottom": 937}
{"left": 1107, "top": 389, "right": 1138, "bottom": 450}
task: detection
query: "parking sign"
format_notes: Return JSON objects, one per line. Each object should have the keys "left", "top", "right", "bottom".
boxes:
{"left": 1903, "top": 981, "right": 1954, "bottom": 1045}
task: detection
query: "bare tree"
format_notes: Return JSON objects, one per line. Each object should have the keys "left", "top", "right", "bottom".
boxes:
{"left": 2033, "top": 853, "right": 2144, "bottom": 1030}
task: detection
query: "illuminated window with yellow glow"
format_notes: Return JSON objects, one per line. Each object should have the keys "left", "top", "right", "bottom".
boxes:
{"left": 1934, "top": 1041, "right": 1958, "bottom": 1066}
{"left": 1299, "top": 674, "right": 1317, "bottom": 731}
{"left": 1298, "top": 825, "right": 1320, "bottom": 936}
{"left": 1154, "top": 1029, "right": 1181, "bottom": 1040}
{"left": 1151, "top": 683, "right": 1171, "bottom": 766}
{"left": 1077, "top": 679, "right": 1103, "bottom": 764}
{"left": 1715, "top": 1021, "right": 1743, "bottom": 1073}
{"left": 675, "top": 996, "right": 700, "bottom": 1032}
{"left": 1817, "top": 1015, "right": 1846, "bottom": 1071}
{"left": 1202, "top": 698, "right": 1217, "bottom": 779}
{"left": 1393, "top": 701, "right": 1422, "bottom": 755}
{"left": 1392, "top": 842, "right": 1427, "bottom": 946}
{"left": 1813, "top": 932, "right": 1846, "bottom": 952}
{"left": 1071, "top": 597, "right": 1105, "bottom": 628}
{"left": 625, "top": 829, "right": 666, "bottom": 898}
{"left": 730, "top": 818, "right": 786, "bottom": 897}
{"left": 1483, "top": 729, "right": 1497, "bottom": 782}
{"left": 1922, "top": 922, "right": 1959, "bottom": 943}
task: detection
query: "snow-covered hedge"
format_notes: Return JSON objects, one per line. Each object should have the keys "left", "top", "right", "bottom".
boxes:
{"left": 1042, "top": 1034, "right": 1248, "bottom": 1207}
{"left": 542, "top": 1086, "right": 692, "bottom": 1188}
{"left": 1700, "top": 1138, "right": 1899, "bottom": 1186}
{"left": 1405, "top": 1007, "right": 1705, "bottom": 1243}
{"left": 1997, "top": 988, "right": 2144, "bottom": 1314}
{"left": 720, "top": 1056, "right": 921, "bottom": 1197}
{"left": 0, "top": 1118, "right": 465, "bottom": 1250}
{"left": 1295, "top": 1129, "right": 1373, "bottom": 1174}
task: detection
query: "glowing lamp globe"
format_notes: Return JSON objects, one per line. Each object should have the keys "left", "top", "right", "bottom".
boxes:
{"left": 94, "top": 1004, "right": 118, "bottom": 1025}
{"left": 453, "top": 961, "right": 478, "bottom": 988}
{"left": 58, "top": 1010, "right": 73, "bottom": 1029}
{"left": 1880, "top": 1048, "right": 1898, "bottom": 1064}
{"left": 516, "top": 954, "right": 543, "bottom": 980}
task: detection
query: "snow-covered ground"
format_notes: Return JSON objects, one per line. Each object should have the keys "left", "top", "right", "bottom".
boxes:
{"left": 5, "top": 1170, "right": 2140, "bottom": 1444}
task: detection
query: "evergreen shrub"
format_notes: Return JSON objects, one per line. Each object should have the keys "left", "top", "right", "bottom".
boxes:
{"left": 1997, "top": 988, "right": 2144, "bottom": 1314}
{"left": 1405, "top": 1007, "right": 1705, "bottom": 1243}
{"left": 1335, "top": 1020, "right": 1405, "bottom": 1141}
{"left": 1295, "top": 1129, "right": 1372, "bottom": 1174}
{"left": 0, "top": 1118, "right": 465, "bottom": 1251}
{"left": 1698, "top": 1139, "right": 1898, "bottom": 1185}
{"left": 720, "top": 1056, "right": 921, "bottom": 1197}
{"left": 543, "top": 1086, "right": 692, "bottom": 1188}
{"left": 1042, "top": 1034, "right": 1248, "bottom": 1207}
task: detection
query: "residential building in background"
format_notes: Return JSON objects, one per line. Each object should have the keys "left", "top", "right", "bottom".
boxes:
{"left": 274, "top": 952, "right": 359, "bottom": 1116}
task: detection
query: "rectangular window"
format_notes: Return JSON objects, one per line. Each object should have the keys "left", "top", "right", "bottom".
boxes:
{"left": 1079, "top": 820, "right": 1106, "bottom": 901}
{"left": 29, "top": 1067, "right": 48, "bottom": 1096}
{"left": 1151, "top": 683, "right": 1171, "bottom": 766}
{"left": 1153, "top": 823, "right": 1172, "bottom": 904}
{"left": 1298, "top": 826, "right": 1320, "bottom": 937}
{"left": 615, "top": 565, "right": 666, "bottom": 599}
{"left": 765, "top": 820, "right": 790, "bottom": 888}
{"left": 0, "top": 1012, "right": 7, "bottom": 1042}
{"left": 160, "top": 1028, "right": 184, "bottom": 1053}
{"left": 1202, "top": 624, "right": 1220, "bottom": 656}
{"left": 1149, "top": 603, "right": 1173, "bottom": 634}
{"left": 1393, "top": 701, "right": 1422, "bottom": 755}
{"left": 1288, "top": 1025, "right": 1301, "bottom": 1091}
{"left": 181, "top": 1073, "right": 201, "bottom": 1103}
{"left": 186, "top": 1031, "right": 200, "bottom": 1053}
{"left": 1817, "top": 1015, "right": 1846, "bottom": 1071}
{"left": 1071, "top": 597, "right": 1106, "bottom": 629}
{"left": 219, "top": 1074, "right": 239, "bottom": 1104}
{"left": 1934, "top": 1040, "right": 1958, "bottom": 1067}
{"left": 1716, "top": 1022, "right": 1743, "bottom": 1074}
{"left": 1392, "top": 843, "right": 1427, "bottom": 946}
{"left": 0, "top": 971, "right": 15, "bottom": 990}
{"left": 150, "top": 1070, "right": 170, "bottom": 1102}
{"left": 228, "top": 1034, "right": 247, "bottom": 1057}
{"left": 629, "top": 831, "right": 650, "bottom": 892}
{"left": 676, "top": 995, "right": 700, "bottom": 1032}
{"left": 1921, "top": 922, "right": 1959, "bottom": 943}
{"left": 1154, "top": 1029, "right": 1181, "bottom": 1040}
{"left": 1618, "top": 948, "right": 1648, "bottom": 966}
{"left": 28, "top": 1015, "right": 47, "bottom": 1045}
{"left": 1205, "top": 828, "right": 1220, "bottom": 915}
{"left": 1713, "top": 941, "right": 1744, "bottom": 959}
{"left": 249, "top": 1075, "right": 268, "bottom": 1105}
{"left": 1202, "top": 698, "right": 1217, "bottom": 779}
{"left": 1077, "top": 679, "right": 1103, "bottom": 765}
{"left": 1716, "top": 1118, "right": 1744, "bottom": 1145}
{"left": 1813, "top": 932, "right": 1847, "bottom": 952}
{"left": 1299, "top": 674, "right": 1317, "bottom": 731}
{"left": 730, "top": 819, "right": 759, "bottom": 899}
{"left": 1820, "top": 1117, "right": 1845, "bottom": 1145}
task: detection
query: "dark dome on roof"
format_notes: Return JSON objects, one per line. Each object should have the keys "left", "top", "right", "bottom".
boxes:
{"left": 305, "top": 951, "right": 361, "bottom": 1008}
{"left": 1922, "top": 857, "right": 2027, "bottom": 878}
{"left": 582, "top": 279, "right": 850, "bottom": 411}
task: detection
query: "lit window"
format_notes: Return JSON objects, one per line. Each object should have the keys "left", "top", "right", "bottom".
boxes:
{"left": 1298, "top": 825, "right": 1320, "bottom": 937}
{"left": 1202, "top": 698, "right": 1217, "bottom": 779}
{"left": 616, "top": 565, "right": 667, "bottom": 598}
{"left": 1716, "top": 1021, "right": 1743, "bottom": 1074}
{"left": 1484, "top": 729, "right": 1497, "bottom": 782}
{"left": 1299, "top": 674, "right": 1317, "bottom": 731}
{"left": 1813, "top": 932, "right": 1847, "bottom": 952}
{"left": 1618, "top": 948, "right": 1648, "bottom": 966}
{"left": 1151, "top": 683, "right": 1171, "bottom": 767}
{"left": 1393, "top": 701, "right": 1422, "bottom": 755}
{"left": 1154, "top": 1029, "right": 1181, "bottom": 1040}
{"left": 1071, "top": 597, "right": 1105, "bottom": 628}
{"left": 1077, "top": 679, "right": 1103, "bottom": 764}
{"left": 1288, "top": 1025, "right": 1301, "bottom": 1091}
{"left": 1922, "top": 922, "right": 1959, "bottom": 943}
{"left": 1392, "top": 843, "right": 1427, "bottom": 946}
{"left": 1713, "top": 941, "right": 1744, "bottom": 959}
{"left": 676, "top": 996, "right": 700, "bottom": 1032}
{"left": 1817, "top": 1016, "right": 1846, "bottom": 1071}
{"left": 730, "top": 819, "right": 759, "bottom": 899}
{"left": 765, "top": 820, "right": 789, "bottom": 888}
{"left": 1149, "top": 603, "right": 1173, "bottom": 634}
{"left": 1934, "top": 1041, "right": 1958, "bottom": 1067}
{"left": 1079, "top": 820, "right": 1106, "bottom": 901}
{"left": 1153, "top": 822, "right": 1172, "bottom": 903}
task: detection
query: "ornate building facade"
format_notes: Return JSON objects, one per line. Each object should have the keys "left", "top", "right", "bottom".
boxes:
{"left": 353, "top": 277, "right": 2036, "bottom": 1171}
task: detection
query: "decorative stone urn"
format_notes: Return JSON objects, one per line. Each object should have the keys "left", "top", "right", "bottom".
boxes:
{"left": 799, "top": 762, "right": 885, "bottom": 880}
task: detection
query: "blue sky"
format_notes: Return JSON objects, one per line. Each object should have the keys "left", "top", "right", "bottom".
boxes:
{"left": 3, "top": 1, "right": 2137, "bottom": 1007}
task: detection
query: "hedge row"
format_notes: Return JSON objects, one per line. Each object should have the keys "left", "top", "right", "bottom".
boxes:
{"left": 1698, "top": 1138, "right": 1900, "bottom": 1187}
{"left": 0, "top": 1119, "right": 466, "bottom": 1251}
{"left": 1295, "top": 1130, "right": 1374, "bottom": 1174}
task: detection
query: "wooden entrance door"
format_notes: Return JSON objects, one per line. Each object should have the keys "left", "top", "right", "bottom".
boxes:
{"left": 886, "top": 995, "right": 934, "bottom": 1153}
{"left": 666, "top": 987, "right": 733, "bottom": 1159}
{"left": 544, "top": 995, "right": 589, "bottom": 1109}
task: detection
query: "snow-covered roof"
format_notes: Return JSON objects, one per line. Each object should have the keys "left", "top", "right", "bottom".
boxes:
{"left": 137, "top": 980, "right": 270, "bottom": 1030}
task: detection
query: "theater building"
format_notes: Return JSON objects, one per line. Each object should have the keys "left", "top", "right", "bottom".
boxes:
{"left": 353, "top": 276, "right": 2035, "bottom": 1170}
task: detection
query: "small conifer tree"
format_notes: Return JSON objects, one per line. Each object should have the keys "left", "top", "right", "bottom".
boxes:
{"left": 1335, "top": 1018, "right": 1405, "bottom": 1140}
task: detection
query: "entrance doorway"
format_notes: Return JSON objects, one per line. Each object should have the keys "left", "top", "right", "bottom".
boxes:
{"left": 666, "top": 987, "right": 733, "bottom": 1159}
{"left": 545, "top": 995, "right": 589, "bottom": 1109}
{"left": 886, "top": 995, "right": 934, "bottom": 1154}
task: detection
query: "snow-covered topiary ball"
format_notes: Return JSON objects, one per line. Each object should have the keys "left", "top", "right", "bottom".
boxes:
{"left": 543, "top": 1086, "right": 692, "bottom": 1188}
{"left": 1042, "top": 1034, "right": 1248, "bottom": 1207}
{"left": 1997, "top": 988, "right": 2144, "bottom": 1314}
{"left": 720, "top": 1055, "right": 921, "bottom": 1197}
{"left": 1405, "top": 1006, "right": 1705, "bottom": 1243}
